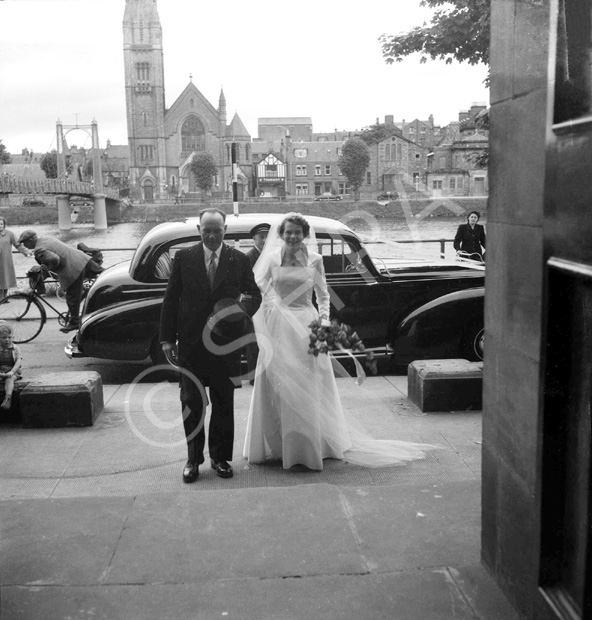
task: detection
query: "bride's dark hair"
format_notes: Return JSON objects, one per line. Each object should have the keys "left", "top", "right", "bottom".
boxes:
{"left": 278, "top": 213, "right": 310, "bottom": 238}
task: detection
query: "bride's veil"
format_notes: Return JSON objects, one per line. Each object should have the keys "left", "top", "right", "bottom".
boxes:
{"left": 252, "top": 213, "right": 318, "bottom": 289}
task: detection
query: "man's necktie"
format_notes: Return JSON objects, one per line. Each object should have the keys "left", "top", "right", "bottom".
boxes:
{"left": 208, "top": 253, "right": 217, "bottom": 288}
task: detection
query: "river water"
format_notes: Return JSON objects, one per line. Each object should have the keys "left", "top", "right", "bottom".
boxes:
{"left": 8, "top": 214, "right": 485, "bottom": 278}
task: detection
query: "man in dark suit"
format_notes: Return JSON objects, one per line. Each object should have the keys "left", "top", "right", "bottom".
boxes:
{"left": 160, "top": 208, "right": 261, "bottom": 483}
{"left": 453, "top": 211, "right": 486, "bottom": 260}
{"left": 244, "top": 223, "right": 269, "bottom": 383}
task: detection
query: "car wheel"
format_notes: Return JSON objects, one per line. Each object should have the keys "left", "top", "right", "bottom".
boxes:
{"left": 462, "top": 326, "right": 484, "bottom": 361}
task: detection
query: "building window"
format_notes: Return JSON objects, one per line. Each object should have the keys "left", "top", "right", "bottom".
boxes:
{"left": 136, "top": 62, "right": 150, "bottom": 82}
{"left": 181, "top": 116, "right": 205, "bottom": 152}
{"left": 397, "top": 144, "right": 403, "bottom": 160}
{"left": 336, "top": 147, "right": 341, "bottom": 156}
{"left": 265, "top": 164, "right": 278, "bottom": 178}
{"left": 294, "top": 148, "right": 308, "bottom": 158}
{"left": 324, "top": 165, "right": 331, "bottom": 175}
{"left": 366, "top": 171, "right": 371, "bottom": 185}
{"left": 450, "top": 178, "right": 456, "bottom": 190}
{"left": 338, "top": 182, "right": 350, "bottom": 195}
{"left": 296, "top": 165, "right": 307, "bottom": 176}
{"left": 315, "top": 165, "right": 322, "bottom": 176}
{"left": 385, "top": 144, "right": 391, "bottom": 160}
{"left": 433, "top": 180, "right": 443, "bottom": 189}
{"left": 295, "top": 183, "right": 308, "bottom": 194}
{"left": 324, "top": 182, "right": 332, "bottom": 193}
{"left": 314, "top": 183, "right": 323, "bottom": 196}
{"left": 415, "top": 153, "right": 420, "bottom": 159}
{"left": 138, "top": 145, "right": 154, "bottom": 160}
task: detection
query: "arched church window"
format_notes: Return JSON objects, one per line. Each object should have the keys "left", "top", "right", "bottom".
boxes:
{"left": 236, "top": 144, "right": 241, "bottom": 162}
{"left": 226, "top": 144, "right": 230, "bottom": 163}
{"left": 181, "top": 116, "right": 205, "bottom": 153}
{"left": 246, "top": 144, "right": 251, "bottom": 161}
{"left": 385, "top": 144, "right": 391, "bottom": 160}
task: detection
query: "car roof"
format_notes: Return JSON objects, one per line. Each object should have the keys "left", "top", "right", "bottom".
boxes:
{"left": 129, "top": 212, "right": 360, "bottom": 273}
{"left": 140, "top": 213, "right": 357, "bottom": 245}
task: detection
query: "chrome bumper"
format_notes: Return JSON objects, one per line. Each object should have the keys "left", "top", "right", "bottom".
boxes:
{"left": 64, "top": 333, "right": 84, "bottom": 359}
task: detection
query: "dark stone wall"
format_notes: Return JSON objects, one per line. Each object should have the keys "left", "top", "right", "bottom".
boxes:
{"left": 484, "top": 1, "right": 555, "bottom": 618}
{"left": 0, "top": 197, "right": 488, "bottom": 226}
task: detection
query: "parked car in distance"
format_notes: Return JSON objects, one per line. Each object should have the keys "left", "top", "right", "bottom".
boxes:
{"left": 70, "top": 197, "right": 93, "bottom": 207}
{"left": 65, "top": 213, "right": 485, "bottom": 369}
{"left": 21, "top": 198, "right": 46, "bottom": 207}
{"left": 377, "top": 191, "right": 398, "bottom": 201}
{"left": 315, "top": 193, "right": 342, "bottom": 201}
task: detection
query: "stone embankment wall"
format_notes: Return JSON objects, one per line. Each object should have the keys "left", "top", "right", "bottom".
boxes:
{"left": 0, "top": 195, "right": 487, "bottom": 225}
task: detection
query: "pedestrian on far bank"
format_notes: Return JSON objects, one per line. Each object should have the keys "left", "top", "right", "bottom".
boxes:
{"left": 454, "top": 211, "right": 486, "bottom": 261}
{"left": 0, "top": 217, "right": 32, "bottom": 300}
{"left": 0, "top": 322, "right": 23, "bottom": 410}
{"left": 17, "top": 230, "right": 96, "bottom": 333}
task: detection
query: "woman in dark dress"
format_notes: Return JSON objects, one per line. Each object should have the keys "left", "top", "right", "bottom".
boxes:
{"left": 453, "top": 211, "right": 486, "bottom": 261}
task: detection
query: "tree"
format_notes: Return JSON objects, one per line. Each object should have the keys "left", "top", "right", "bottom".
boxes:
{"left": 359, "top": 123, "right": 402, "bottom": 146}
{"left": 379, "top": 0, "right": 490, "bottom": 82}
{"left": 0, "top": 141, "right": 11, "bottom": 164}
{"left": 40, "top": 151, "right": 58, "bottom": 178}
{"left": 338, "top": 138, "right": 370, "bottom": 200}
{"left": 190, "top": 152, "right": 218, "bottom": 197}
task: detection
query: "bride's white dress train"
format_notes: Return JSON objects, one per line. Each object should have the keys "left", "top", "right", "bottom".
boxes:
{"left": 243, "top": 249, "right": 435, "bottom": 471}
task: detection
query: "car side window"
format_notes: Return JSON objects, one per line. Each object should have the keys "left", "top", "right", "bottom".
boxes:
{"left": 319, "top": 239, "right": 367, "bottom": 274}
{"left": 152, "top": 241, "right": 196, "bottom": 280}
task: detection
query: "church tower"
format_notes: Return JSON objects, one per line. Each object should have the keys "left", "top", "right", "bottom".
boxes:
{"left": 123, "top": 0, "right": 167, "bottom": 201}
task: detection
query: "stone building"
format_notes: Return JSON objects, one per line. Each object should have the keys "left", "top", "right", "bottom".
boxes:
{"left": 251, "top": 138, "right": 347, "bottom": 198}
{"left": 484, "top": 0, "right": 592, "bottom": 618}
{"left": 122, "top": 0, "right": 252, "bottom": 202}
{"left": 367, "top": 132, "right": 429, "bottom": 197}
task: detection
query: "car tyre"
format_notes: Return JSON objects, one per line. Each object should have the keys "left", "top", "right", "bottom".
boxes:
{"left": 462, "top": 326, "right": 484, "bottom": 361}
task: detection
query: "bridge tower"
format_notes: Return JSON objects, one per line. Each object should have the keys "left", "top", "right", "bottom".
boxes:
{"left": 123, "top": 0, "right": 167, "bottom": 202}
{"left": 55, "top": 119, "right": 107, "bottom": 230}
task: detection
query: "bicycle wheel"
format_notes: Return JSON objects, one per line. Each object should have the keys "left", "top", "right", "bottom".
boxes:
{"left": 0, "top": 294, "right": 45, "bottom": 343}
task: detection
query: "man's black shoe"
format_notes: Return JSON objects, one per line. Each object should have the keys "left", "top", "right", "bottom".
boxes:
{"left": 182, "top": 461, "right": 199, "bottom": 483}
{"left": 211, "top": 459, "right": 233, "bottom": 478}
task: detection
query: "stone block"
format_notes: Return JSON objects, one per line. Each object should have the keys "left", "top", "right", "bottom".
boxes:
{"left": 0, "top": 380, "right": 30, "bottom": 425}
{"left": 21, "top": 372, "right": 104, "bottom": 428}
{"left": 408, "top": 359, "right": 483, "bottom": 413}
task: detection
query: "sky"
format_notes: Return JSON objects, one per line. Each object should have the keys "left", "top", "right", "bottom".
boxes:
{"left": 0, "top": 0, "right": 489, "bottom": 155}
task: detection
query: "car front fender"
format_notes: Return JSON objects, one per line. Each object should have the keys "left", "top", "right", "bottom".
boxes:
{"left": 75, "top": 297, "right": 163, "bottom": 361}
{"left": 390, "top": 287, "right": 485, "bottom": 365}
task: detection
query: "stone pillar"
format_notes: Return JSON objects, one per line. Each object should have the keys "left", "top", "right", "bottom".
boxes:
{"left": 93, "top": 193, "right": 107, "bottom": 230}
{"left": 57, "top": 194, "right": 72, "bottom": 231}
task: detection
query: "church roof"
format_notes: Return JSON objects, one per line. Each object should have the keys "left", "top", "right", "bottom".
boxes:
{"left": 227, "top": 113, "right": 251, "bottom": 139}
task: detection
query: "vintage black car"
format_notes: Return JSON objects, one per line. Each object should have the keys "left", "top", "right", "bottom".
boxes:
{"left": 65, "top": 213, "right": 485, "bottom": 368}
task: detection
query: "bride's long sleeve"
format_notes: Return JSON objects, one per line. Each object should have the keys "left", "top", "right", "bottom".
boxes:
{"left": 313, "top": 256, "right": 331, "bottom": 318}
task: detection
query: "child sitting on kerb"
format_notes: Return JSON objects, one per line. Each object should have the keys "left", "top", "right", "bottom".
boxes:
{"left": 0, "top": 321, "right": 23, "bottom": 410}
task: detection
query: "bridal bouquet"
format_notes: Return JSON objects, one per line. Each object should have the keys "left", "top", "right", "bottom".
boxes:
{"left": 308, "top": 319, "right": 377, "bottom": 375}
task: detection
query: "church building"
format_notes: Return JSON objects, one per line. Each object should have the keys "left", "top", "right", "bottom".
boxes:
{"left": 122, "top": 0, "right": 252, "bottom": 202}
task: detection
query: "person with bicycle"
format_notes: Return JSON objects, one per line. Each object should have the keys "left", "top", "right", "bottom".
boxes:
{"left": 454, "top": 211, "right": 486, "bottom": 262}
{"left": 17, "top": 231, "right": 102, "bottom": 333}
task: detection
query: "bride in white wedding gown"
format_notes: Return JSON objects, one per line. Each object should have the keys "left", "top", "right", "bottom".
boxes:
{"left": 243, "top": 213, "right": 436, "bottom": 471}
